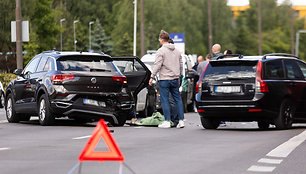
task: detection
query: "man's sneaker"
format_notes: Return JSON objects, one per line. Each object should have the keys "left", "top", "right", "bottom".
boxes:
{"left": 158, "top": 121, "right": 171, "bottom": 128}
{"left": 176, "top": 120, "right": 184, "bottom": 128}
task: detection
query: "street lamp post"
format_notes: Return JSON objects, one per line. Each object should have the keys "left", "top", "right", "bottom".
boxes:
{"left": 73, "top": 20, "right": 79, "bottom": 51}
{"left": 60, "top": 18, "right": 66, "bottom": 52}
{"left": 89, "top": 21, "right": 94, "bottom": 51}
{"left": 295, "top": 30, "right": 306, "bottom": 57}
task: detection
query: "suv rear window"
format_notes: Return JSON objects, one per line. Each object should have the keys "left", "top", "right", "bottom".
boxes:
{"left": 57, "top": 56, "right": 115, "bottom": 72}
{"left": 203, "top": 61, "right": 257, "bottom": 81}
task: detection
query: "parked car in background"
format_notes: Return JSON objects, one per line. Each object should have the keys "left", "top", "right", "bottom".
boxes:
{"left": 5, "top": 51, "right": 150, "bottom": 126}
{"left": 141, "top": 51, "right": 196, "bottom": 113}
{"left": 196, "top": 53, "right": 306, "bottom": 130}
{"left": 0, "top": 81, "right": 4, "bottom": 108}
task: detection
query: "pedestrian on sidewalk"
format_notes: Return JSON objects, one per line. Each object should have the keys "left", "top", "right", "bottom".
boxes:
{"left": 149, "top": 30, "right": 185, "bottom": 128}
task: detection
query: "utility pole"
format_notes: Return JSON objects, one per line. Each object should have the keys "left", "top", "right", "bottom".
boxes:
{"left": 208, "top": 0, "right": 213, "bottom": 54}
{"left": 133, "top": 0, "right": 137, "bottom": 56}
{"left": 140, "top": 0, "right": 145, "bottom": 57}
{"left": 89, "top": 21, "right": 94, "bottom": 51}
{"left": 257, "top": 0, "right": 262, "bottom": 55}
{"left": 290, "top": 7, "right": 295, "bottom": 55}
{"left": 16, "top": 0, "right": 23, "bottom": 69}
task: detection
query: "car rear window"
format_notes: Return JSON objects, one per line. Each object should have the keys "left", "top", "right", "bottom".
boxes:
{"left": 56, "top": 56, "right": 115, "bottom": 72}
{"left": 203, "top": 61, "right": 257, "bottom": 81}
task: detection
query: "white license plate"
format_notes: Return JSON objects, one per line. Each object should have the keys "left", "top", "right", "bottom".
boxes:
{"left": 83, "top": 99, "right": 106, "bottom": 107}
{"left": 215, "top": 86, "right": 241, "bottom": 93}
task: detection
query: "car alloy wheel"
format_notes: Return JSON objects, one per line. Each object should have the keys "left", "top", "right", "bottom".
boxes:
{"left": 0, "top": 92, "right": 5, "bottom": 108}
{"left": 6, "top": 98, "right": 12, "bottom": 119}
{"left": 39, "top": 99, "right": 46, "bottom": 122}
{"left": 275, "top": 99, "right": 295, "bottom": 129}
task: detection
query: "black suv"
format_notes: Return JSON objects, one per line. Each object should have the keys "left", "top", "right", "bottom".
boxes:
{"left": 196, "top": 53, "right": 306, "bottom": 130}
{"left": 5, "top": 51, "right": 150, "bottom": 126}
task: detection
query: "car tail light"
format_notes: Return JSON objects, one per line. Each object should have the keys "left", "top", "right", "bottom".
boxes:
{"left": 198, "top": 109, "right": 205, "bottom": 112}
{"left": 196, "top": 82, "right": 202, "bottom": 93}
{"left": 255, "top": 61, "right": 269, "bottom": 92}
{"left": 112, "top": 76, "right": 127, "bottom": 84}
{"left": 51, "top": 74, "right": 75, "bottom": 82}
{"left": 248, "top": 109, "right": 262, "bottom": 112}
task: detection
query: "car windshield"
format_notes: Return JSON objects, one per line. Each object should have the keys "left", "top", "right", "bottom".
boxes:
{"left": 203, "top": 61, "right": 257, "bottom": 81}
{"left": 57, "top": 56, "right": 115, "bottom": 72}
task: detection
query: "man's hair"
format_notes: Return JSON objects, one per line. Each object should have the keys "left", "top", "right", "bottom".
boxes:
{"left": 205, "top": 54, "right": 212, "bottom": 60}
{"left": 159, "top": 30, "right": 170, "bottom": 42}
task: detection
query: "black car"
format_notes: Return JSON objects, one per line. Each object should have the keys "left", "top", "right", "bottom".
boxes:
{"left": 196, "top": 53, "right": 306, "bottom": 130}
{"left": 5, "top": 51, "right": 150, "bottom": 126}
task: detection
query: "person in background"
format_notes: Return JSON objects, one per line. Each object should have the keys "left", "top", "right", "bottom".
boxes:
{"left": 211, "top": 44, "right": 223, "bottom": 60}
{"left": 224, "top": 49, "right": 232, "bottom": 55}
{"left": 149, "top": 30, "right": 185, "bottom": 128}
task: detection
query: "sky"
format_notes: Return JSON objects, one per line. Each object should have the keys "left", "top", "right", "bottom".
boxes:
{"left": 227, "top": 0, "right": 306, "bottom": 6}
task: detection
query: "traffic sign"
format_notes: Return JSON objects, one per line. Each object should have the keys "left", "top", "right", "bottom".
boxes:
{"left": 170, "top": 33, "right": 185, "bottom": 54}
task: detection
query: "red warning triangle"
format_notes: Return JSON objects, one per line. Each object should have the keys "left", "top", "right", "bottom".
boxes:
{"left": 78, "top": 119, "right": 124, "bottom": 162}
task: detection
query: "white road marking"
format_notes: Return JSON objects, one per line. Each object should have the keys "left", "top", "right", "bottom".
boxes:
{"left": 247, "top": 165, "right": 276, "bottom": 172}
{"left": 0, "top": 147, "right": 10, "bottom": 151}
{"left": 0, "top": 120, "right": 8, "bottom": 123}
{"left": 266, "top": 130, "right": 306, "bottom": 158}
{"left": 258, "top": 158, "right": 283, "bottom": 164}
{"left": 72, "top": 135, "right": 91, "bottom": 140}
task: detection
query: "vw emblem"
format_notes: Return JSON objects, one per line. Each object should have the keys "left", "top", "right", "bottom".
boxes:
{"left": 91, "top": 77, "right": 97, "bottom": 84}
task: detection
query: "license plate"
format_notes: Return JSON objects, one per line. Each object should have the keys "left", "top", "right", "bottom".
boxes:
{"left": 215, "top": 86, "right": 241, "bottom": 93}
{"left": 83, "top": 99, "right": 106, "bottom": 107}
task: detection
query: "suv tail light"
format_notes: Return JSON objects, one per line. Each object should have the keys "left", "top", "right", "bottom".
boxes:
{"left": 112, "top": 76, "right": 127, "bottom": 84}
{"left": 196, "top": 82, "right": 202, "bottom": 93}
{"left": 255, "top": 61, "right": 269, "bottom": 92}
{"left": 51, "top": 74, "right": 75, "bottom": 82}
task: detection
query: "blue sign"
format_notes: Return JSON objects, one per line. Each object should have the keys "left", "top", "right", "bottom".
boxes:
{"left": 169, "top": 33, "right": 185, "bottom": 43}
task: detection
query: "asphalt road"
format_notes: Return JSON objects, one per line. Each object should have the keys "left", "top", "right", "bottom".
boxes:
{"left": 0, "top": 108, "right": 306, "bottom": 174}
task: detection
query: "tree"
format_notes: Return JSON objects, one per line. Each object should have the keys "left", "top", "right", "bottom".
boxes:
{"left": 91, "top": 19, "right": 112, "bottom": 54}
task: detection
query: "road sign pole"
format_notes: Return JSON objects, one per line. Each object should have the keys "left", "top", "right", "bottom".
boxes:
{"left": 16, "top": 0, "right": 23, "bottom": 69}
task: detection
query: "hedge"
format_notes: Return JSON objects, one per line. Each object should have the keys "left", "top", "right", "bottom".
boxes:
{"left": 0, "top": 72, "right": 17, "bottom": 91}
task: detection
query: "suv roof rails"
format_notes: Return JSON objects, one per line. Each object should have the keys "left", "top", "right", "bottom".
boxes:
{"left": 42, "top": 50, "right": 60, "bottom": 54}
{"left": 262, "top": 53, "right": 300, "bottom": 60}
{"left": 216, "top": 54, "right": 243, "bottom": 60}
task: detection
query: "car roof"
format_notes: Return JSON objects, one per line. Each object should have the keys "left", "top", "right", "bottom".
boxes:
{"left": 214, "top": 55, "right": 301, "bottom": 62}
{"left": 39, "top": 51, "right": 111, "bottom": 59}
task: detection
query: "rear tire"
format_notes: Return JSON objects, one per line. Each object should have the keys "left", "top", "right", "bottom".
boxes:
{"left": 200, "top": 116, "right": 219, "bottom": 129}
{"left": 38, "top": 94, "right": 55, "bottom": 126}
{"left": 274, "top": 99, "right": 295, "bottom": 130}
{"left": 257, "top": 121, "right": 270, "bottom": 130}
{"left": 112, "top": 112, "right": 128, "bottom": 126}
{"left": 5, "top": 93, "right": 20, "bottom": 123}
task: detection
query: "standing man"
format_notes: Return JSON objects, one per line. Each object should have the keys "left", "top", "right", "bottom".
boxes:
{"left": 149, "top": 30, "right": 184, "bottom": 128}
{"left": 211, "top": 44, "right": 223, "bottom": 60}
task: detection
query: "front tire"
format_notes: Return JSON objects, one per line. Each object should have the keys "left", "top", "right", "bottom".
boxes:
{"left": 0, "top": 91, "right": 5, "bottom": 108}
{"left": 113, "top": 112, "right": 127, "bottom": 127}
{"left": 200, "top": 116, "right": 219, "bottom": 129}
{"left": 38, "top": 94, "right": 55, "bottom": 126}
{"left": 5, "top": 93, "right": 20, "bottom": 123}
{"left": 274, "top": 99, "right": 295, "bottom": 130}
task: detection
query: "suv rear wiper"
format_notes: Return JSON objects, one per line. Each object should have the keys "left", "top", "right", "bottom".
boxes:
{"left": 226, "top": 76, "right": 252, "bottom": 80}
{"left": 90, "top": 68, "right": 111, "bottom": 72}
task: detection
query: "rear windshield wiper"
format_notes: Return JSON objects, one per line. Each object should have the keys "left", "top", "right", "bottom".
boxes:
{"left": 226, "top": 76, "right": 252, "bottom": 80}
{"left": 90, "top": 68, "right": 111, "bottom": 72}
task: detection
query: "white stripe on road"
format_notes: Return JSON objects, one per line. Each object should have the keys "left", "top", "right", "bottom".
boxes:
{"left": 266, "top": 130, "right": 306, "bottom": 158}
{"left": 72, "top": 135, "right": 91, "bottom": 140}
{"left": 0, "top": 120, "right": 8, "bottom": 123}
{"left": 247, "top": 165, "right": 276, "bottom": 172}
{"left": 258, "top": 158, "right": 283, "bottom": 164}
{"left": 0, "top": 147, "right": 10, "bottom": 151}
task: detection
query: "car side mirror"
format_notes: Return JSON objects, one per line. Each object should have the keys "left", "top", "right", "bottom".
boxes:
{"left": 14, "top": 69, "right": 23, "bottom": 76}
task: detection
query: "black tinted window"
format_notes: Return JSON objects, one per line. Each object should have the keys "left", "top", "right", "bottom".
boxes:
{"left": 284, "top": 60, "right": 304, "bottom": 80}
{"left": 203, "top": 61, "right": 257, "bottom": 81}
{"left": 264, "top": 60, "right": 284, "bottom": 79}
{"left": 57, "top": 56, "right": 115, "bottom": 72}
{"left": 36, "top": 56, "right": 48, "bottom": 72}
{"left": 297, "top": 61, "right": 306, "bottom": 79}
{"left": 23, "top": 56, "right": 40, "bottom": 75}
{"left": 113, "top": 60, "right": 144, "bottom": 72}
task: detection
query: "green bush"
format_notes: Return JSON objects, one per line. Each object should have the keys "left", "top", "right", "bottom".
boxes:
{"left": 0, "top": 72, "right": 17, "bottom": 91}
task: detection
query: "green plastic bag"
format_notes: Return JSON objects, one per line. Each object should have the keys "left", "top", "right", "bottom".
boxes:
{"left": 134, "top": 112, "right": 174, "bottom": 126}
